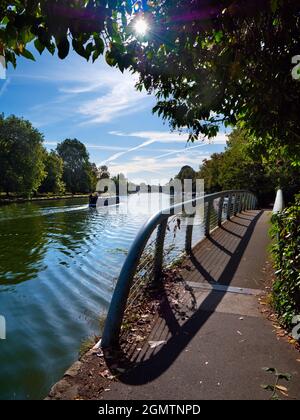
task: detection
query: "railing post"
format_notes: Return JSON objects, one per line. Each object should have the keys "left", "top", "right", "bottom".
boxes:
{"left": 185, "top": 220, "right": 194, "bottom": 254}
{"left": 253, "top": 195, "right": 257, "bottom": 210}
{"left": 241, "top": 193, "right": 245, "bottom": 212}
{"left": 248, "top": 194, "right": 252, "bottom": 210}
{"left": 249, "top": 194, "right": 253, "bottom": 210}
{"left": 218, "top": 195, "right": 225, "bottom": 227}
{"left": 227, "top": 194, "right": 232, "bottom": 220}
{"left": 205, "top": 199, "right": 213, "bottom": 237}
{"left": 245, "top": 194, "right": 249, "bottom": 211}
{"left": 238, "top": 193, "right": 243, "bottom": 213}
{"left": 239, "top": 193, "right": 243, "bottom": 213}
{"left": 153, "top": 219, "right": 168, "bottom": 284}
{"left": 234, "top": 193, "right": 238, "bottom": 216}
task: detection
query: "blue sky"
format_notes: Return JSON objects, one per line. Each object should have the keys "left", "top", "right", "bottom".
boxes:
{"left": 0, "top": 50, "right": 228, "bottom": 183}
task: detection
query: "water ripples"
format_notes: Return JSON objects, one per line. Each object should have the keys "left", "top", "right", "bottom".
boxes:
{"left": 0, "top": 195, "right": 173, "bottom": 400}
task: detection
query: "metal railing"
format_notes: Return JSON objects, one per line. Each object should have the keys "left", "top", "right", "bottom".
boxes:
{"left": 101, "top": 190, "right": 257, "bottom": 348}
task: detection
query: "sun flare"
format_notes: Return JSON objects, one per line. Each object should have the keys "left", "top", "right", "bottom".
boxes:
{"left": 134, "top": 19, "right": 149, "bottom": 36}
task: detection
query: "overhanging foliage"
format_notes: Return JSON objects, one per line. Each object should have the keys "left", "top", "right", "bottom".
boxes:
{"left": 1, "top": 1, "right": 300, "bottom": 162}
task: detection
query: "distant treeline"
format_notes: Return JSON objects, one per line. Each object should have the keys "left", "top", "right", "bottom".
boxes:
{"left": 174, "top": 128, "right": 299, "bottom": 206}
{"left": 0, "top": 115, "right": 98, "bottom": 198}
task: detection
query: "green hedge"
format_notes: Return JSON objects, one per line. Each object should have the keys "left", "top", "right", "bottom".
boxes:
{"left": 271, "top": 195, "right": 300, "bottom": 328}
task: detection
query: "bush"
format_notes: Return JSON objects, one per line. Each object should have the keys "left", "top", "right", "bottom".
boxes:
{"left": 271, "top": 195, "right": 300, "bottom": 328}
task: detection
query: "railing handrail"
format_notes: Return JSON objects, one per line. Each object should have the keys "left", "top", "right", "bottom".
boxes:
{"left": 101, "top": 189, "right": 256, "bottom": 348}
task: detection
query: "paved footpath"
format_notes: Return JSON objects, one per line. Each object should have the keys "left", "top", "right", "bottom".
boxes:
{"left": 102, "top": 210, "right": 300, "bottom": 400}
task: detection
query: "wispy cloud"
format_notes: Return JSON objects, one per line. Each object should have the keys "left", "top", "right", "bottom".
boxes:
{"left": 109, "top": 152, "right": 211, "bottom": 178}
{"left": 102, "top": 130, "right": 228, "bottom": 164}
{"left": 0, "top": 78, "right": 10, "bottom": 97}
{"left": 78, "top": 73, "right": 150, "bottom": 125}
{"left": 44, "top": 141, "right": 128, "bottom": 152}
{"left": 20, "top": 57, "right": 152, "bottom": 127}
{"left": 110, "top": 130, "right": 228, "bottom": 145}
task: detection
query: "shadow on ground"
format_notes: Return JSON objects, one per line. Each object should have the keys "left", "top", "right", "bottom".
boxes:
{"left": 104, "top": 210, "right": 264, "bottom": 385}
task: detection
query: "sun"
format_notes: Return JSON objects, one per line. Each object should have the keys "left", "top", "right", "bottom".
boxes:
{"left": 134, "top": 18, "right": 149, "bottom": 36}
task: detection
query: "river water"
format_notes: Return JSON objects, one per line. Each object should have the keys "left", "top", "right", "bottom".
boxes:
{"left": 0, "top": 194, "right": 185, "bottom": 400}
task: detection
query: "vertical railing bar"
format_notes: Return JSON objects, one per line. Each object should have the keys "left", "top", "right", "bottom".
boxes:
{"left": 153, "top": 219, "right": 168, "bottom": 285}
{"left": 205, "top": 199, "right": 213, "bottom": 237}
{"left": 247, "top": 193, "right": 251, "bottom": 210}
{"left": 239, "top": 193, "right": 243, "bottom": 214}
{"left": 218, "top": 195, "right": 225, "bottom": 227}
{"left": 185, "top": 220, "right": 194, "bottom": 254}
{"left": 245, "top": 193, "right": 248, "bottom": 211}
{"left": 227, "top": 193, "right": 232, "bottom": 220}
{"left": 234, "top": 193, "right": 238, "bottom": 216}
{"left": 241, "top": 193, "right": 245, "bottom": 212}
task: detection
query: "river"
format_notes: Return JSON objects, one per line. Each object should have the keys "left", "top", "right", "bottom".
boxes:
{"left": 0, "top": 193, "right": 195, "bottom": 400}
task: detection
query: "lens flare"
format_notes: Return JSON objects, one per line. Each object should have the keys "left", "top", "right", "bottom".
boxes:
{"left": 134, "top": 19, "right": 149, "bottom": 36}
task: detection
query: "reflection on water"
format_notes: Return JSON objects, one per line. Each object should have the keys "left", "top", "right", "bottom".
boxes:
{"left": 0, "top": 194, "right": 176, "bottom": 400}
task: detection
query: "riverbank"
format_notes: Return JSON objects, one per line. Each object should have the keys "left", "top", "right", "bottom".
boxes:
{"left": 0, "top": 194, "right": 90, "bottom": 206}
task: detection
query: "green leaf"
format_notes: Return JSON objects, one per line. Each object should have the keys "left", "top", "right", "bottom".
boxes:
{"left": 105, "top": 51, "right": 117, "bottom": 67}
{"left": 34, "top": 39, "right": 45, "bottom": 55}
{"left": 20, "top": 49, "right": 35, "bottom": 61}
{"left": 94, "top": 36, "right": 104, "bottom": 55}
{"left": 57, "top": 37, "right": 70, "bottom": 60}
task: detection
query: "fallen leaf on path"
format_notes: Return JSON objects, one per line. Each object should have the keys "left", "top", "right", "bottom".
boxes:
{"left": 279, "top": 390, "right": 289, "bottom": 398}
{"left": 276, "top": 385, "right": 288, "bottom": 393}
{"left": 100, "top": 370, "right": 116, "bottom": 380}
{"left": 148, "top": 340, "right": 166, "bottom": 349}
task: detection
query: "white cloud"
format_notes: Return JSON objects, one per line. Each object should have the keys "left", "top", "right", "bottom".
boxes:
{"left": 110, "top": 130, "right": 229, "bottom": 145}
{"left": 0, "top": 78, "right": 10, "bottom": 97}
{"left": 102, "top": 130, "right": 228, "bottom": 165}
{"left": 109, "top": 152, "right": 211, "bottom": 178}
{"left": 78, "top": 73, "right": 150, "bottom": 125}
{"left": 44, "top": 141, "right": 128, "bottom": 152}
{"left": 18, "top": 57, "right": 152, "bottom": 127}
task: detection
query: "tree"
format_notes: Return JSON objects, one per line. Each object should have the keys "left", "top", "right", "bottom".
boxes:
{"left": 111, "top": 173, "right": 128, "bottom": 195}
{"left": 98, "top": 165, "right": 110, "bottom": 180}
{"left": 198, "top": 154, "right": 224, "bottom": 194}
{"left": 1, "top": 1, "right": 300, "bottom": 164}
{"left": 90, "top": 162, "right": 99, "bottom": 191}
{"left": 39, "top": 150, "right": 65, "bottom": 195}
{"left": 2, "top": 1, "right": 300, "bottom": 170}
{"left": 0, "top": 114, "right": 46, "bottom": 197}
{"left": 56, "top": 139, "right": 96, "bottom": 194}
{"left": 197, "top": 128, "right": 300, "bottom": 205}
{"left": 175, "top": 166, "right": 196, "bottom": 183}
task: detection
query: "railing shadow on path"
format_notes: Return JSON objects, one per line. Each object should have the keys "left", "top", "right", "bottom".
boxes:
{"left": 104, "top": 210, "right": 264, "bottom": 385}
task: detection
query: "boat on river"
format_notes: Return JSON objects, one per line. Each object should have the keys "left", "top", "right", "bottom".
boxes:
{"left": 89, "top": 194, "right": 120, "bottom": 208}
